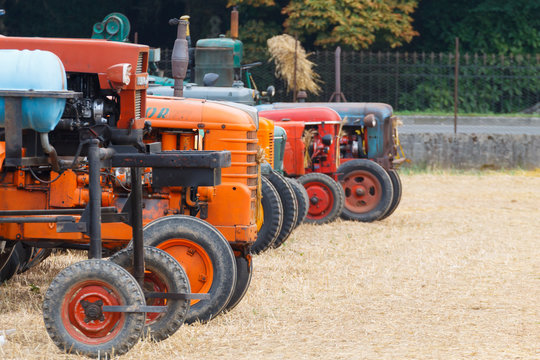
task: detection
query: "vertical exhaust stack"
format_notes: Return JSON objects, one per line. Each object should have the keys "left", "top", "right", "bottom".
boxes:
{"left": 230, "top": 7, "right": 239, "bottom": 39}
{"left": 169, "top": 18, "right": 189, "bottom": 97}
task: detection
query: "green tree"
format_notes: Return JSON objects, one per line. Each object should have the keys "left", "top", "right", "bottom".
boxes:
{"left": 409, "top": 0, "right": 540, "bottom": 54}
{"left": 229, "top": 0, "right": 419, "bottom": 50}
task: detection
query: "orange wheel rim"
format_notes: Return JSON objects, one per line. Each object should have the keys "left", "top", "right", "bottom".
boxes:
{"left": 256, "top": 202, "right": 264, "bottom": 231}
{"left": 157, "top": 239, "right": 214, "bottom": 305}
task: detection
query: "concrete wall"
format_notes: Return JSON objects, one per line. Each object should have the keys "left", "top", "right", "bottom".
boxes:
{"left": 399, "top": 133, "right": 540, "bottom": 169}
{"left": 397, "top": 116, "right": 540, "bottom": 169}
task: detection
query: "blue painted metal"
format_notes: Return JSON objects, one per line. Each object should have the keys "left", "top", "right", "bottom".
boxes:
{"left": 0, "top": 50, "right": 67, "bottom": 132}
{"left": 149, "top": 83, "right": 258, "bottom": 106}
{"left": 91, "top": 13, "right": 131, "bottom": 42}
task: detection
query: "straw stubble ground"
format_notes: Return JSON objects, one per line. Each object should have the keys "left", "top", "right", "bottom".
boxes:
{"left": 0, "top": 172, "right": 539, "bottom": 359}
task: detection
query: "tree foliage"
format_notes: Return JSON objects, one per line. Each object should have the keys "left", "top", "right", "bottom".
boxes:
{"left": 230, "top": 0, "right": 418, "bottom": 50}
{"left": 283, "top": 0, "right": 418, "bottom": 50}
{"left": 409, "top": 0, "right": 540, "bottom": 54}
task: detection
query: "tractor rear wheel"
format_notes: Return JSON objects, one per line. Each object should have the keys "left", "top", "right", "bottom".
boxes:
{"left": 267, "top": 170, "right": 298, "bottom": 249}
{"left": 109, "top": 246, "right": 190, "bottom": 341}
{"left": 142, "top": 215, "right": 236, "bottom": 324}
{"left": 298, "top": 173, "right": 345, "bottom": 225}
{"left": 337, "top": 159, "right": 393, "bottom": 222}
{"left": 43, "top": 259, "right": 146, "bottom": 358}
{"left": 379, "top": 169, "right": 402, "bottom": 220}
{"left": 223, "top": 255, "right": 253, "bottom": 312}
{"left": 251, "top": 177, "right": 283, "bottom": 254}
{"left": 286, "top": 177, "right": 309, "bottom": 228}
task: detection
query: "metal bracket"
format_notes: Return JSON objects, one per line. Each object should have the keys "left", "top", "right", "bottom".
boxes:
{"left": 102, "top": 305, "right": 168, "bottom": 313}
{"left": 145, "top": 292, "right": 211, "bottom": 300}
{"left": 57, "top": 221, "right": 87, "bottom": 233}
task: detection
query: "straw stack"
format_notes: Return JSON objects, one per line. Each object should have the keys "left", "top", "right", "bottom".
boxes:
{"left": 267, "top": 34, "right": 322, "bottom": 95}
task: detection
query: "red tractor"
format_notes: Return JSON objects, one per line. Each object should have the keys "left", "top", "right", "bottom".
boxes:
{"left": 259, "top": 104, "right": 402, "bottom": 223}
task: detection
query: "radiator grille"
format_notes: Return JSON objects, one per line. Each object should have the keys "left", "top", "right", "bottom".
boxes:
{"left": 137, "top": 53, "right": 144, "bottom": 74}
{"left": 135, "top": 90, "right": 142, "bottom": 119}
{"left": 267, "top": 131, "right": 274, "bottom": 164}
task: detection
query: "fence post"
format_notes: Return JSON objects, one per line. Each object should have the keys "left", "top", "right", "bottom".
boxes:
{"left": 394, "top": 52, "right": 399, "bottom": 109}
{"left": 328, "top": 46, "right": 347, "bottom": 102}
{"left": 454, "top": 37, "right": 459, "bottom": 134}
{"left": 293, "top": 33, "right": 298, "bottom": 102}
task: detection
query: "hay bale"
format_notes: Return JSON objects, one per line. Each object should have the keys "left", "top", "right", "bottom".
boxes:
{"left": 267, "top": 34, "right": 322, "bottom": 95}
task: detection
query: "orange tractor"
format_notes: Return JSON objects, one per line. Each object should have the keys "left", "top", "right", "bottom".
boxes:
{"left": 141, "top": 17, "right": 299, "bottom": 254}
{"left": 0, "top": 34, "right": 249, "bottom": 356}
{"left": 1, "top": 18, "right": 296, "bottom": 328}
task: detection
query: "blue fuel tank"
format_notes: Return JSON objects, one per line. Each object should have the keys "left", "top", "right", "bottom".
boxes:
{"left": 0, "top": 49, "right": 67, "bottom": 133}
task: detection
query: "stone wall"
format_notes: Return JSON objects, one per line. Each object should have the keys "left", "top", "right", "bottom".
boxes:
{"left": 399, "top": 133, "right": 540, "bottom": 169}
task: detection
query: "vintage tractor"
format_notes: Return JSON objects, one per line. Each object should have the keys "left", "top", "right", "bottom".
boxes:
{"left": 89, "top": 12, "right": 299, "bottom": 251}
{"left": 0, "top": 36, "right": 232, "bottom": 357}
{"left": 145, "top": 15, "right": 300, "bottom": 253}
{"left": 259, "top": 103, "right": 403, "bottom": 222}
{"left": 258, "top": 108, "right": 345, "bottom": 224}
{"left": 2, "top": 19, "right": 286, "bottom": 323}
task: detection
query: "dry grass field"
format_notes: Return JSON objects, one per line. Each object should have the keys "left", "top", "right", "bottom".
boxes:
{"left": 1, "top": 172, "right": 539, "bottom": 359}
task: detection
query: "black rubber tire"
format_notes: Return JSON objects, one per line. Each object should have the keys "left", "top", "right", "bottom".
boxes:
{"left": 18, "top": 246, "right": 53, "bottom": 274}
{"left": 267, "top": 170, "right": 298, "bottom": 249}
{"left": 0, "top": 242, "right": 23, "bottom": 283}
{"left": 337, "top": 159, "right": 393, "bottom": 222}
{"left": 379, "top": 169, "right": 403, "bottom": 220}
{"left": 286, "top": 177, "right": 309, "bottom": 228}
{"left": 142, "top": 215, "right": 236, "bottom": 324}
{"left": 109, "top": 246, "right": 190, "bottom": 341}
{"left": 43, "top": 259, "right": 146, "bottom": 358}
{"left": 251, "top": 177, "right": 283, "bottom": 254}
{"left": 223, "top": 255, "right": 253, "bottom": 313}
{"left": 298, "top": 173, "right": 345, "bottom": 225}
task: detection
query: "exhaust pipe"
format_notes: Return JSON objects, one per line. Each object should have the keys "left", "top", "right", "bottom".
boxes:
{"left": 169, "top": 18, "right": 189, "bottom": 97}
{"left": 231, "top": 7, "right": 239, "bottom": 39}
{"left": 40, "top": 133, "right": 60, "bottom": 172}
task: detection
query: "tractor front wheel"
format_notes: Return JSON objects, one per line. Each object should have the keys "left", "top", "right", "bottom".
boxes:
{"left": 267, "top": 170, "right": 298, "bottom": 249}
{"left": 286, "top": 177, "right": 309, "bottom": 228}
{"left": 142, "top": 215, "right": 236, "bottom": 324}
{"left": 223, "top": 255, "right": 253, "bottom": 312}
{"left": 297, "top": 173, "right": 345, "bottom": 225}
{"left": 251, "top": 177, "right": 283, "bottom": 254}
{"left": 109, "top": 246, "right": 190, "bottom": 341}
{"left": 43, "top": 259, "right": 146, "bottom": 358}
{"left": 379, "top": 169, "right": 403, "bottom": 220}
{"left": 337, "top": 159, "right": 393, "bottom": 222}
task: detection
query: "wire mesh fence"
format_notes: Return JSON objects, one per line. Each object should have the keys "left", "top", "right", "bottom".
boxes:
{"left": 156, "top": 49, "right": 540, "bottom": 114}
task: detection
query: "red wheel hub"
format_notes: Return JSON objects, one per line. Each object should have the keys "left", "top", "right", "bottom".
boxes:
{"left": 304, "top": 181, "right": 335, "bottom": 220}
{"left": 341, "top": 170, "right": 382, "bottom": 213}
{"left": 62, "top": 280, "right": 124, "bottom": 345}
